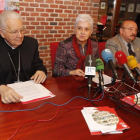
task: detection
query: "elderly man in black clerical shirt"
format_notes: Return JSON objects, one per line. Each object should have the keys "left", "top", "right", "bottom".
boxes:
{"left": 0, "top": 11, "right": 47, "bottom": 104}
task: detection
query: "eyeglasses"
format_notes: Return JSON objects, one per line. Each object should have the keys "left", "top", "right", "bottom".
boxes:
{"left": 122, "top": 27, "right": 139, "bottom": 32}
{"left": 2, "top": 27, "right": 26, "bottom": 37}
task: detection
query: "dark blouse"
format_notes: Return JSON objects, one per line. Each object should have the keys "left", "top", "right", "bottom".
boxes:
{"left": 53, "top": 35, "right": 99, "bottom": 77}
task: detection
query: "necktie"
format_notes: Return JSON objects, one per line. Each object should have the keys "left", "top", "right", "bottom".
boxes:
{"left": 127, "top": 43, "right": 136, "bottom": 57}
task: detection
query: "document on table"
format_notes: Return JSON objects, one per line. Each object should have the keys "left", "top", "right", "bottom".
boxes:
{"left": 7, "top": 80, "right": 55, "bottom": 104}
{"left": 92, "top": 74, "right": 112, "bottom": 85}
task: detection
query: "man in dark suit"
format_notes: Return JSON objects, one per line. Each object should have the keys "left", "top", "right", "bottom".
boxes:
{"left": 0, "top": 11, "right": 47, "bottom": 104}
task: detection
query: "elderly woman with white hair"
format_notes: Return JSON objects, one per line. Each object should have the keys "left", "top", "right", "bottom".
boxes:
{"left": 53, "top": 14, "right": 99, "bottom": 77}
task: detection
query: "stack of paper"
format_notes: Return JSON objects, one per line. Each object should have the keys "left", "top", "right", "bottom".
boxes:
{"left": 81, "top": 106, "right": 130, "bottom": 135}
{"left": 8, "top": 80, "right": 55, "bottom": 104}
{"left": 121, "top": 93, "right": 140, "bottom": 110}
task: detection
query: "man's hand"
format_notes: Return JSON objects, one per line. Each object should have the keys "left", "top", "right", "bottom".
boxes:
{"left": 30, "top": 70, "right": 47, "bottom": 84}
{"left": 0, "top": 85, "right": 23, "bottom": 104}
{"left": 69, "top": 69, "right": 85, "bottom": 77}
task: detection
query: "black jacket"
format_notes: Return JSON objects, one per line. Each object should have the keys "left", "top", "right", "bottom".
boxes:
{"left": 0, "top": 35, "right": 47, "bottom": 84}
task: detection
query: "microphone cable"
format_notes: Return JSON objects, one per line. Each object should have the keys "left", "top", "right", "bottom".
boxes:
{"left": 106, "top": 89, "right": 140, "bottom": 117}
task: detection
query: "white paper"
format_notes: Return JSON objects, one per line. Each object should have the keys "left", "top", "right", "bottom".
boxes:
{"left": 92, "top": 74, "right": 112, "bottom": 85}
{"left": 7, "top": 80, "right": 55, "bottom": 103}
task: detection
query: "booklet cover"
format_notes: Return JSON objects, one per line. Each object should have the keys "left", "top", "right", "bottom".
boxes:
{"left": 121, "top": 93, "right": 140, "bottom": 110}
{"left": 81, "top": 106, "right": 129, "bottom": 135}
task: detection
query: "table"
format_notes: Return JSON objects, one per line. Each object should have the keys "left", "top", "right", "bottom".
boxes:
{"left": 0, "top": 70, "right": 140, "bottom": 140}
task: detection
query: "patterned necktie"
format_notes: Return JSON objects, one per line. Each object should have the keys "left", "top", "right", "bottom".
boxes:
{"left": 127, "top": 43, "right": 136, "bottom": 57}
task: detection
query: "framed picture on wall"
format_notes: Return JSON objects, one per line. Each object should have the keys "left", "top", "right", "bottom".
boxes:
{"left": 136, "top": 4, "right": 140, "bottom": 13}
{"left": 0, "top": 0, "right": 19, "bottom": 14}
{"left": 100, "top": 2, "right": 106, "bottom": 9}
{"left": 128, "top": 4, "right": 134, "bottom": 12}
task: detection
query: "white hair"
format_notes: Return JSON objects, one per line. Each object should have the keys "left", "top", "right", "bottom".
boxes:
{"left": 0, "top": 10, "right": 22, "bottom": 29}
{"left": 75, "top": 14, "right": 94, "bottom": 29}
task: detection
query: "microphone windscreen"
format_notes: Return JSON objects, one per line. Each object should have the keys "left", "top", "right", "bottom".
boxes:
{"left": 101, "top": 49, "right": 113, "bottom": 63}
{"left": 115, "top": 51, "right": 127, "bottom": 65}
{"left": 95, "top": 58, "right": 104, "bottom": 71}
{"left": 127, "top": 55, "right": 138, "bottom": 69}
{"left": 85, "top": 55, "right": 95, "bottom": 67}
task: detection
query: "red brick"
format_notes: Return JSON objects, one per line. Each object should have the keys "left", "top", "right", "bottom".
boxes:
{"left": 55, "top": 26, "right": 62, "bottom": 29}
{"left": 68, "top": 6, "right": 75, "bottom": 9}
{"left": 58, "top": 30, "right": 65, "bottom": 33}
{"left": 83, "top": 0, "right": 90, "bottom": 2}
{"left": 24, "top": 0, "right": 34, "bottom": 2}
{"left": 21, "top": 12, "right": 29, "bottom": 16}
{"left": 37, "top": 17, "right": 46, "bottom": 21}
{"left": 36, "top": 35, "right": 45, "bottom": 38}
{"left": 41, "top": 30, "right": 49, "bottom": 34}
{"left": 54, "top": 34, "right": 61, "bottom": 37}
{"left": 31, "top": 22, "right": 39, "bottom": 25}
{"left": 46, "top": 9, "right": 54, "bottom": 12}
{"left": 26, "top": 17, "right": 35, "bottom": 21}
{"left": 36, "top": 8, "right": 45, "bottom": 12}
{"left": 59, "top": 5, "right": 67, "bottom": 9}
{"left": 31, "top": 13, "right": 39, "bottom": 16}
{"left": 41, "top": 22, "right": 49, "bottom": 25}
{"left": 45, "top": 35, "right": 53, "bottom": 38}
{"left": 25, "top": 8, "right": 34, "bottom": 12}
{"left": 20, "top": 3, "right": 29, "bottom": 6}
{"left": 64, "top": 1, "right": 71, "bottom": 5}
{"left": 55, "top": 0, "right": 63, "bottom": 4}
{"left": 36, "top": 26, "right": 45, "bottom": 29}
{"left": 26, "top": 26, "right": 35, "bottom": 29}
{"left": 50, "top": 14, "right": 58, "bottom": 17}
{"left": 30, "top": 3, "right": 39, "bottom": 7}
{"left": 59, "top": 22, "right": 67, "bottom": 25}
{"left": 80, "top": 2, "right": 85, "bottom": 6}
{"left": 31, "top": 30, "right": 40, "bottom": 34}
{"left": 45, "top": 26, "right": 53, "bottom": 29}
{"left": 55, "top": 18, "right": 63, "bottom": 21}
{"left": 50, "top": 5, "right": 58, "bottom": 8}
{"left": 72, "top": 2, "right": 79, "bottom": 5}
{"left": 40, "top": 4, "right": 49, "bottom": 8}
{"left": 59, "top": 14, "right": 67, "bottom": 17}
{"left": 55, "top": 9, "right": 63, "bottom": 13}
{"left": 40, "top": 13, "right": 49, "bottom": 17}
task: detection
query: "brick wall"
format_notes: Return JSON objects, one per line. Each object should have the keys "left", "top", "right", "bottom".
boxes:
{"left": 19, "top": 0, "right": 100, "bottom": 78}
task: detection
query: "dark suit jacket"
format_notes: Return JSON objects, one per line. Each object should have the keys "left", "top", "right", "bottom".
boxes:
{"left": 0, "top": 35, "right": 47, "bottom": 84}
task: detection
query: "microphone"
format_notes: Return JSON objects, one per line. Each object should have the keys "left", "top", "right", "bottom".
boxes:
{"left": 127, "top": 55, "right": 140, "bottom": 78}
{"left": 85, "top": 55, "right": 96, "bottom": 98}
{"left": 101, "top": 49, "right": 118, "bottom": 79}
{"left": 95, "top": 58, "right": 104, "bottom": 91}
{"left": 115, "top": 51, "right": 136, "bottom": 83}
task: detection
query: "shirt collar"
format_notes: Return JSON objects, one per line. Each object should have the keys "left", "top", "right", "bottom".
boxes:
{"left": 4, "top": 39, "right": 15, "bottom": 50}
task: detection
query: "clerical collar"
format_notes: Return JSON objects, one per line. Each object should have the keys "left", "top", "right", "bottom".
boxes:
{"left": 4, "top": 39, "right": 16, "bottom": 50}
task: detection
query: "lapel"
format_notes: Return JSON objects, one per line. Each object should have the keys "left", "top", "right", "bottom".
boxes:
{"left": 0, "top": 36, "right": 11, "bottom": 83}
{"left": 117, "top": 35, "right": 129, "bottom": 56}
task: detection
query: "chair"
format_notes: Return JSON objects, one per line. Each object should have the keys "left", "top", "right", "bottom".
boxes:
{"left": 100, "top": 15, "right": 107, "bottom": 30}
{"left": 97, "top": 15, "right": 107, "bottom": 42}
{"left": 50, "top": 42, "right": 59, "bottom": 70}
{"left": 98, "top": 42, "right": 106, "bottom": 61}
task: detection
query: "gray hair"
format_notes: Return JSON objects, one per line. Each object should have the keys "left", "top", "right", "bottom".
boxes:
{"left": 0, "top": 10, "right": 22, "bottom": 29}
{"left": 75, "top": 14, "right": 94, "bottom": 30}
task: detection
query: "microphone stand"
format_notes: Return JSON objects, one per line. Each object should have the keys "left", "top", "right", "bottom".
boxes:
{"left": 111, "top": 75, "right": 117, "bottom": 85}
{"left": 78, "top": 76, "right": 95, "bottom": 98}
{"left": 135, "top": 73, "right": 139, "bottom": 83}
{"left": 122, "top": 71, "right": 127, "bottom": 83}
